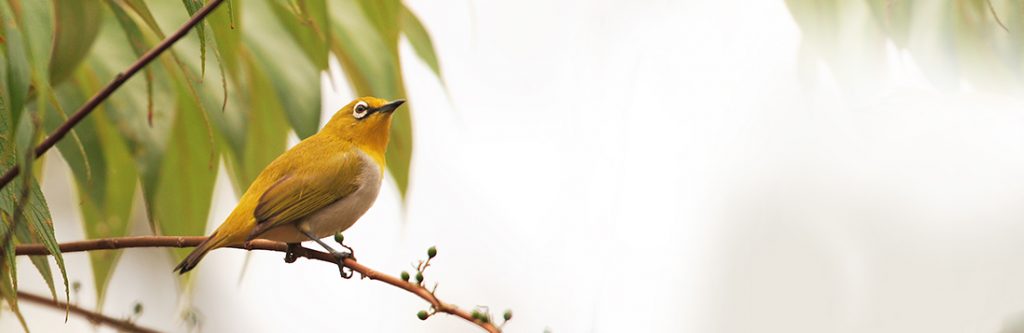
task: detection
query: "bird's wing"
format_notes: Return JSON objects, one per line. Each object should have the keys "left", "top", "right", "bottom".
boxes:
{"left": 247, "top": 149, "right": 365, "bottom": 239}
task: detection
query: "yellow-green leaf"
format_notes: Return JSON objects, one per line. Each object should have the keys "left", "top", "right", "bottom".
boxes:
{"left": 400, "top": 5, "right": 443, "bottom": 83}
{"left": 329, "top": 0, "right": 412, "bottom": 199}
{"left": 49, "top": 0, "right": 104, "bottom": 86}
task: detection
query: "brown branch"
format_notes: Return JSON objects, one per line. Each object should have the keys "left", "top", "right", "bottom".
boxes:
{"left": 16, "top": 291, "right": 159, "bottom": 333}
{"left": 0, "top": 0, "right": 227, "bottom": 190}
{"left": 16, "top": 236, "right": 500, "bottom": 333}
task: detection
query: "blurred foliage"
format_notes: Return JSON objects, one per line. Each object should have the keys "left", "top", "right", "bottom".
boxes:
{"left": 785, "top": 0, "right": 1024, "bottom": 92}
{"left": 0, "top": 0, "right": 443, "bottom": 325}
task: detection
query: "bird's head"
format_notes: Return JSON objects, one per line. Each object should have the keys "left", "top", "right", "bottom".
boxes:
{"left": 324, "top": 96, "right": 405, "bottom": 153}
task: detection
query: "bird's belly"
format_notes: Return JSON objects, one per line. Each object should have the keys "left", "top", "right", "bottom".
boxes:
{"left": 257, "top": 156, "right": 383, "bottom": 244}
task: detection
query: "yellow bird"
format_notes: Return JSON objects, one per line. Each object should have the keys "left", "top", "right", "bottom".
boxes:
{"left": 174, "top": 96, "right": 405, "bottom": 277}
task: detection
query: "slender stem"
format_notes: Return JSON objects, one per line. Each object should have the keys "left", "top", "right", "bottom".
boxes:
{"left": 16, "top": 236, "right": 500, "bottom": 333}
{"left": 0, "top": 0, "right": 227, "bottom": 190}
{"left": 16, "top": 291, "right": 160, "bottom": 333}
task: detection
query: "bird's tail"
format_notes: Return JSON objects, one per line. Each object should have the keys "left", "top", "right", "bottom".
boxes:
{"left": 174, "top": 231, "right": 225, "bottom": 274}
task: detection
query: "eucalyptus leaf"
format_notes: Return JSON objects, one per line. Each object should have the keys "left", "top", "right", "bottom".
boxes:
{"left": 146, "top": 82, "right": 218, "bottom": 263}
{"left": 400, "top": 5, "right": 444, "bottom": 84}
{"left": 329, "top": 0, "right": 412, "bottom": 199}
{"left": 49, "top": 0, "right": 104, "bottom": 86}
{"left": 1, "top": 0, "right": 71, "bottom": 314}
{"left": 48, "top": 72, "right": 137, "bottom": 308}
{"left": 180, "top": 0, "right": 207, "bottom": 78}
{"left": 247, "top": 0, "right": 321, "bottom": 139}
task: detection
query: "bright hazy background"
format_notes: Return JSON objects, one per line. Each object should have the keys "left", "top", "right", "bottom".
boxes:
{"left": 7, "top": 0, "right": 1024, "bottom": 332}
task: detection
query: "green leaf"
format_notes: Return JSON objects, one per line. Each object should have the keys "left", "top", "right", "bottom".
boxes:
{"left": 2, "top": 4, "right": 32, "bottom": 128}
{"left": 48, "top": 71, "right": 137, "bottom": 308}
{"left": 0, "top": 214, "right": 27, "bottom": 332}
{"left": 0, "top": 75, "right": 67, "bottom": 331}
{"left": 206, "top": 0, "right": 241, "bottom": 79}
{"left": 247, "top": 0, "right": 321, "bottom": 138}
{"left": 222, "top": 53, "right": 289, "bottom": 193}
{"left": 329, "top": 0, "right": 412, "bottom": 199}
{"left": 1, "top": 0, "right": 71, "bottom": 314}
{"left": 145, "top": 81, "right": 218, "bottom": 263}
{"left": 356, "top": 0, "right": 401, "bottom": 45}
{"left": 49, "top": 0, "right": 104, "bottom": 86}
{"left": 87, "top": 6, "right": 218, "bottom": 264}
{"left": 400, "top": 5, "right": 444, "bottom": 83}
{"left": 180, "top": 0, "right": 207, "bottom": 78}
{"left": 205, "top": 0, "right": 240, "bottom": 115}
{"left": 267, "top": 0, "right": 329, "bottom": 71}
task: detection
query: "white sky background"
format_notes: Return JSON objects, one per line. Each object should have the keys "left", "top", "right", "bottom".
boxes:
{"left": 7, "top": 0, "right": 1024, "bottom": 332}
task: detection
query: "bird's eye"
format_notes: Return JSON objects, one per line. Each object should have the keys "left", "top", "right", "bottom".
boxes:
{"left": 353, "top": 101, "right": 369, "bottom": 119}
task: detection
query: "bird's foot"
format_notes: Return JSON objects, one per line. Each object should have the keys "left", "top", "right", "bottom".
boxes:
{"left": 284, "top": 243, "right": 301, "bottom": 263}
{"left": 332, "top": 251, "right": 356, "bottom": 279}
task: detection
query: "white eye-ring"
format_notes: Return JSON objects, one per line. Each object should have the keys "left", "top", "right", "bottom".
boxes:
{"left": 353, "top": 101, "right": 369, "bottom": 119}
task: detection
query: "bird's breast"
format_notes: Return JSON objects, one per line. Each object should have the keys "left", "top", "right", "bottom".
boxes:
{"left": 257, "top": 150, "right": 383, "bottom": 243}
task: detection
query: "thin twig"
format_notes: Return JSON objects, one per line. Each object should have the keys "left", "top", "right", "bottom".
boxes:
{"left": 16, "top": 291, "right": 160, "bottom": 333}
{"left": 0, "top": 0, "right": 227, "bottom": 190}
{"left": 15, "top": 236, "right": 500, "bottom": 333}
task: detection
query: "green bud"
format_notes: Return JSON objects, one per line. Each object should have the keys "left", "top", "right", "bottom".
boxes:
{"left": 503, "top": 309, "right": 513, "bottom": 321}
{"left": 415, "top": 272, "right": 424, "bottom": 283}
{"left": 417, "top": 310, "right": 429, "bottom": 320}
{"left": 480, "top": 315, "right": 490, "bottom": 323}
{"left": 471, "top": 310, "right": 482, "bottom": 320}
{"left": 401, "top": 271, "right": 410, "bottom": 281}
{"left": 133, "top": 302, "right": 143, "bottom": 315}
{"left": 334, "top": 232, "right": 345, "bottom": 244}
{"left": 427, "top": 246, "right": 437, "bottom": 258}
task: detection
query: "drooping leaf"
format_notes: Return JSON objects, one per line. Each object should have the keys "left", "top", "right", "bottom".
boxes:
{"left": 14, "top": 226, "right": 55, "bottom": 300}
{"left": 400, "top": 5, "right": 444, "bottom": 83}
{"left": 267, "top": 0, "right": 329, "bottom": 71}
{"left": 47, "top": 70, "right": 137, "bottom": 308}
{"left": 207, "top": 0, "right": 241, "bottom": 79}
{"left": 1, "top": 0, "right": 71, "bottom": 313}
{"left": 329, "top": 0, "right": 412, "bottom": 199}
{"left": 2, "top": 4, "right": 31, "bottom": 128}
{"left": 247, "top": 0, "right": 321, "bottom": 138}
{"left": 222, "top": 52, "right": 289, "bottom": 193}
{"left": 180, "top": 0, "right": 207, "bottom": 78}
{"left": 0, "top": 213, "right": 27, "bottom": 331}
{"left": 88, "top": 17, "right": 218, "bottom": 267}
{"left": 49, "top": 0, "right": 104, "bottom": 86}
{"left": 204, "top": 0, "right": 239, "bottom": 113}
{"left": 0, "top": 67, "right": 66, "bottom": 331}
{"left": 146, "top": 81, "right": 218, "bottom": 263}
{"left": 102, "top": 1, "right": 219, "bottom": 248}
{"left": 356, "top": 0, "right": 401, "bottom": 46}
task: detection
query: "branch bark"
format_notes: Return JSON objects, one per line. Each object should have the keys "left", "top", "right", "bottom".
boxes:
{"left": 15, "top": 236, "right": 500, "bottom": 333}
{"left": 0, "top": 0, "right": 226, "bottom": 190}
{"left": 16, "top": 291, "right": 159, "bottom": 333}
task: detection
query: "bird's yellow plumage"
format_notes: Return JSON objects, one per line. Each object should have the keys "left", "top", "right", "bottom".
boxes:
{"left": 175, "top": 96, "right": 405, "bottom": 274}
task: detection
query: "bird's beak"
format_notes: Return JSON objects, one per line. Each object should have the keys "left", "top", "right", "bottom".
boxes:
{"left": 378, "top": 99, "right": 405, "bottom": 114}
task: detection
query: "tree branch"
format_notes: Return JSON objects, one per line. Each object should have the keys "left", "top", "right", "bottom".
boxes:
{"left": 16, "top": 291, "right": 159, "bottom": 333}
{"left": 0, "top": 0, "right": 227, "bottom": 190}
{"left": 15, "top": 236, "right": 500, "bottom": 333}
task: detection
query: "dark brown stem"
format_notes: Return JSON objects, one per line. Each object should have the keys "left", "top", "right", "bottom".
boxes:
{"left": 0, "top": 0, "right": 227, "bottom": 190}
{"left": 15, "top": 236, "right": 500, "bottom": 333}
{"left": 16, "top": 291, "right": 160, "bottom": 333}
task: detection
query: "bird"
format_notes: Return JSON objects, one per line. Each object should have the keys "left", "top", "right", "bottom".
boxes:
{"left": 174, "top": 96, "right": 405, "bottom": 277}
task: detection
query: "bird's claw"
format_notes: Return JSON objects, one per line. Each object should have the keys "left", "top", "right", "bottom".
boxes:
{"left": 333, "top": 251, "right": 356, "bottom": 279}
{"left": 283, "top": 243, "right": 300, "bottom": 263}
